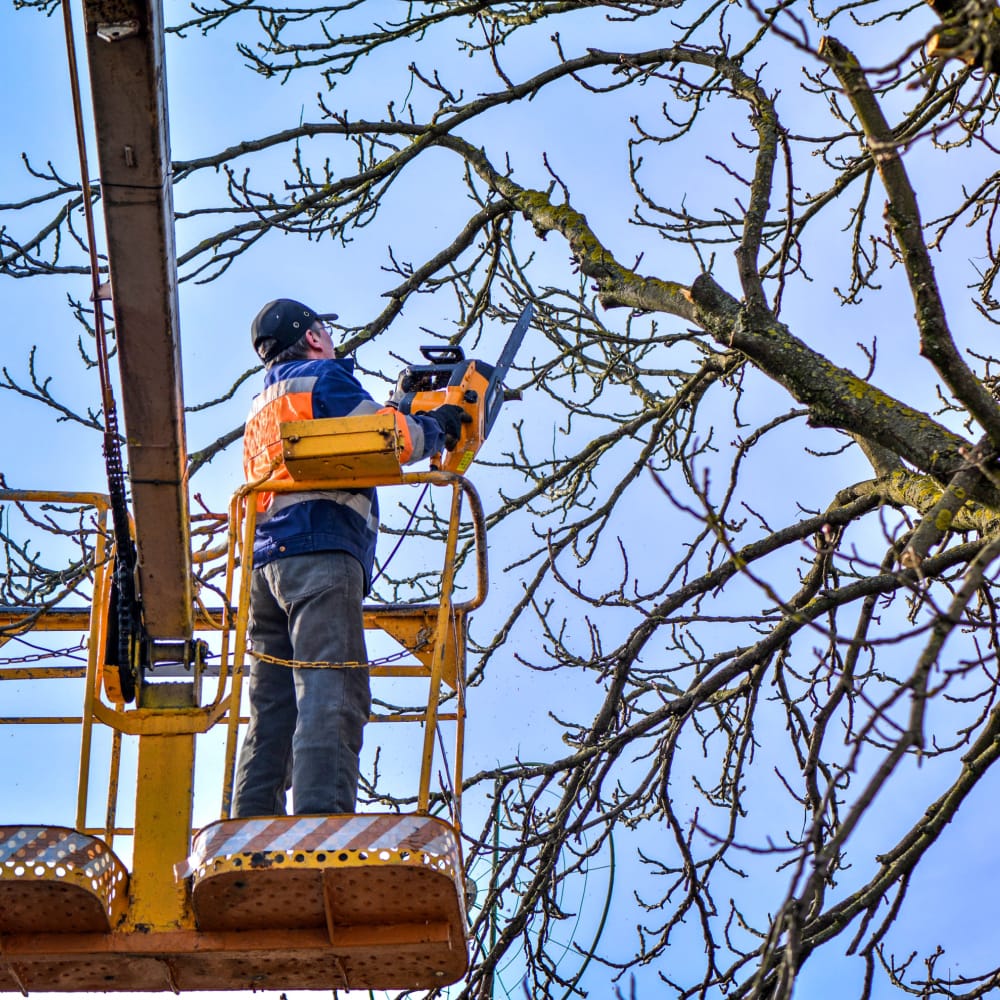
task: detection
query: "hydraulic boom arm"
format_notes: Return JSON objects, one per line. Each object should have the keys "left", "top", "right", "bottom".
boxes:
{"left": 83, "top": 0, "right": 192, "bottom": 642}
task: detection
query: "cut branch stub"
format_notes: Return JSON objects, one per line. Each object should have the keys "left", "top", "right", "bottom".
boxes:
{"left": 925, "top": 0, "right": 1000, "bottom": 74}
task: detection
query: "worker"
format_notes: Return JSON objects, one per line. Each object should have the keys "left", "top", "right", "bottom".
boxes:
{"left": 233, "top": 298, "right": 468, "bottom": 817}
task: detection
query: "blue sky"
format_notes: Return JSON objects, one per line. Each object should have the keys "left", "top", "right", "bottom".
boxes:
{"left": 5, "top": 2, "right": 1000, "bottom": 999}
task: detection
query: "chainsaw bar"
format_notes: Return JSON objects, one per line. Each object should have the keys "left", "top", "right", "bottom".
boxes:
{"left": 483, "top": 302, "right": 535, "bottom": 438}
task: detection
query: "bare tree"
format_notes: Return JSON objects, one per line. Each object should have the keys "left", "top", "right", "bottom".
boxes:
{"left": 6, "top": 1, "right": 1000, "bottom": 998}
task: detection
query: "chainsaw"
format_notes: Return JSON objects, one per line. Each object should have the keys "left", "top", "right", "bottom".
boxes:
{"left": 391, "top": 303, "right": 535, "bottom": 473}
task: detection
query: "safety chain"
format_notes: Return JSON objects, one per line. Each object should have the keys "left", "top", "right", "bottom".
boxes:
{"left": 250, "top": 643, "right": 429, "bottom": 670}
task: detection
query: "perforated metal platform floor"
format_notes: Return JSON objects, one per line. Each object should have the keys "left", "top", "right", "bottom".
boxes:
{"left": 0, "top": 815, "right": 469, "bottom": 992}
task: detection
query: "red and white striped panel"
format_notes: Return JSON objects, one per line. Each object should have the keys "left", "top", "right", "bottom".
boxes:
{"left": 0, "top": 826, "right": 121, "bottom": 879}
{"left": 180, "top": 813, "right": 461, "bottom": 878}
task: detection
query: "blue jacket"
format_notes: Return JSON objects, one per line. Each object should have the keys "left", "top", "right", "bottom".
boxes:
{"left": 243, "top": 356, "right": 445, "bottom": 590}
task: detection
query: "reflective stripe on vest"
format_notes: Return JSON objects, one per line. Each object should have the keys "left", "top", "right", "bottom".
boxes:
{"left": 244, "top": 376, "right": 319, "bottom": 506}
{"left": 244, "top": 374, "right": 376, "bottom": 521}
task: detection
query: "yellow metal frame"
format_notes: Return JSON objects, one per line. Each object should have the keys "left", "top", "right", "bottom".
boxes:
{"left": 0, "top": 444, "right": 487, "bottom": 989}
{"left": 0, "top": 490, "right": 114, "bottom": 835}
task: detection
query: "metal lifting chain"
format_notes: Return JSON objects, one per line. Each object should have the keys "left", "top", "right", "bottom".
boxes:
{"left": 0, "top": 640, "right": 88, "bottom": 665}
{"left": 61, "top": 0, "right": 141, "bottom": 700}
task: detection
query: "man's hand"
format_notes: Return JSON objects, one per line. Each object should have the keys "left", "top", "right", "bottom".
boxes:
{"left": 427, "top": 404, "right": 473, "bottom": 451}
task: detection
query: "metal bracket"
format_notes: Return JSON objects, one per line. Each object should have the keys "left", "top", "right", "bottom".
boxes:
{"left": 96, "top": 20, "right": 140, "bottom": 42}
{"left": 137, "top": 638, "right": 208, "bottom": 708}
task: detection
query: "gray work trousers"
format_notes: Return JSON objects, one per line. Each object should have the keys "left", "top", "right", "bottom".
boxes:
{"left": 232, "top": 550, "right": 371, "bottom": 817}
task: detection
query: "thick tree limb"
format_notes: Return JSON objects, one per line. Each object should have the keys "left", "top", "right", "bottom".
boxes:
{"left": 820, "top": 35, "right": 1000, "bottom": 449}
{"left": 441, "top": 124, "right": 1000, "bottom": 509}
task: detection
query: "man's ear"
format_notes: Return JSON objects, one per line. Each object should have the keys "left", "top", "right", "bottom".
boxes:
{"left": 304, "top": 327, "right": 323, "bottom": 350}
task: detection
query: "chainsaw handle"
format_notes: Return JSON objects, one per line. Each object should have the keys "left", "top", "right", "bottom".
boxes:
{"left": 419, "top": 345, "right": 465, "bottom": 364}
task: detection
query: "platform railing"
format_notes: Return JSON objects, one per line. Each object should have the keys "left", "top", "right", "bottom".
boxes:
{"left": 0, "top": 460, "right": 487, "bottom": 848}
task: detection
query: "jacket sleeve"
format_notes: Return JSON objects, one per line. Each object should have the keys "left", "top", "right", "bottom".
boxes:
{"left": 313, "top": 364, "right": 447, "bottom": 464}
{"left": 345, "top": 399, "right": 447, "bottom": 465}
{"left": 399, "top": 410, "right": 447, "bottom": 464}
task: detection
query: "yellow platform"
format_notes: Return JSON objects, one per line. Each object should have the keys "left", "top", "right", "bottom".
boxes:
{"left": 187, "top": 813, "right": 469, "bottom": 989}
{"left": 0, "top": 816, "right": 468, "bottom": 992}
{"left": 0, "top": 826, "right": 129, "bottom": 935}
{"left": 0, "top": 470, "right": 481, "bottom": 993}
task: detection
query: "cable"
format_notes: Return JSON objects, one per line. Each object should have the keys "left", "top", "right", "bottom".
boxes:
{"left": 369, "top": 482, "right": 430, "bottom": 588}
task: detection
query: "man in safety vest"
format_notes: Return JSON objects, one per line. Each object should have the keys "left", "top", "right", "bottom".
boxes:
{"left": 233, "top": 298, "right": 468, "bottom": 817}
